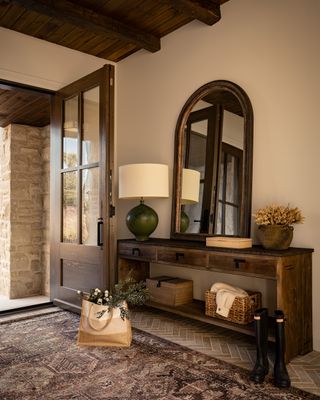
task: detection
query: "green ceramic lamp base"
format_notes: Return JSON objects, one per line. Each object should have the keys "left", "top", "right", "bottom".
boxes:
{"left": 126, "top": 199, "right": 158, "bottom": 241}
{"left": 180, "top": 210, "right": 190, "bottom": 233}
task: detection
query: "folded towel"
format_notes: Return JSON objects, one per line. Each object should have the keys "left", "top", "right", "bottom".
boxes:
{"left": 210, "top": 282, "right": 248, "bottom": 318}
{"left": 210, "top": 282, "right": 248, "bottom": 296}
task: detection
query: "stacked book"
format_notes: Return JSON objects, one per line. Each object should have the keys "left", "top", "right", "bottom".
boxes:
{"left": 206, "top": 236, "right": 252, "bottom": 249}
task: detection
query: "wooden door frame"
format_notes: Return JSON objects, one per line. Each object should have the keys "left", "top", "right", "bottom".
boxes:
{"left": 0, "top": 78, "right": 55, "bottom": 96}
{"left": 50, "top": 65, "right": 115, "bottom": 311}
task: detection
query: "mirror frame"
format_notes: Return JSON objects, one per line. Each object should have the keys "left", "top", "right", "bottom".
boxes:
{"left": 171, "top": 80, "right": 253, "bottom": 241}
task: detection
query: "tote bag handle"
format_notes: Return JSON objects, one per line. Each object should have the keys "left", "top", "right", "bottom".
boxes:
{"left": 87, "top": 303, "right": 113, "bottom": 331}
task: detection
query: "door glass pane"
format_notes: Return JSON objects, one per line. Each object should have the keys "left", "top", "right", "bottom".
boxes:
{"left": 225, "top": 204, "right": 238, "bottom": 235}
{"left": 216, "top": 202, "right": 222, "bottom": 234}
{"left": 82, "top": 168, "right": 99, "bottom": 245}
{"left": 218, "top": 154, "right": 225, "bottom": 200}
{"left": 82, "top": 87, "right": 99, "bottom": 165}
{"left": 226, "top": 154, "right": 238, "bottom": 203}
{"left": 188, "top": 126, "right": 207, "bottom": 179}
{"left": 63, "top": 96, "right": 78, "bottom": 168}
{"left": 63, "top": 171, "right": 77, "bottom": 243}
{"left": 184, "top": 182, "right": 204, "bottom": 234}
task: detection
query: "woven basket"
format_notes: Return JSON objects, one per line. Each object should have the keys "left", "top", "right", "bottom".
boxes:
{"left": 205, "top": 290, "right": 262, "bottom": 325}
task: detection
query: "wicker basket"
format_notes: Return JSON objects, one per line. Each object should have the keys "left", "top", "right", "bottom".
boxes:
{"left": 205, "top": 290, "right": 262, "bottom": 325}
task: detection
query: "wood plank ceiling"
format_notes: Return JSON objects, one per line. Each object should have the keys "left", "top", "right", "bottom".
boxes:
{"left": 0, "top": 0, "right": 229, "bottom": 127}
{"left": 0, "top": 85, "right": 51, "bottom": 127}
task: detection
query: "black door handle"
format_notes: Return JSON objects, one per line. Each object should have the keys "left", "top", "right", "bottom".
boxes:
{"left": 97, "top": 218, "right": 103, "bottom": 246}
{"left": 132, "top": 248, "right": 141, "bottom": 256}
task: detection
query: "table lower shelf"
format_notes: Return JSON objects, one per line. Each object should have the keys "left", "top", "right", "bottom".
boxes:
{"left": 146, "top": 299, "right": 275, "bottom": 342}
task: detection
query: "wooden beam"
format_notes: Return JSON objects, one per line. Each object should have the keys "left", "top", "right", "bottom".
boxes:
{"left": 7, "top": 0, "right": 161, "bottom": 53}
{"left": 166, "top": 0, "right": 221, "bottom": 25}
{"left": 0, "top": 79, "right": 54, "bottom": 96}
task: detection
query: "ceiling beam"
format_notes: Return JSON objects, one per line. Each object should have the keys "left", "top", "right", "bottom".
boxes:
{"left": 7, "top": 0, "right": 161, "bottom": 53}
{"left": 0, "top": 79, "right": 54, "bottom": 96}
{"left": 166, "top": 0, "right": 221, "bottom": 25}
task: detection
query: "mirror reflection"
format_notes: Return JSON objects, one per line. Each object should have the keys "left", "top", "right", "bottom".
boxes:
{"left": 172, "top": 80, "right": 253, "bottom": 239}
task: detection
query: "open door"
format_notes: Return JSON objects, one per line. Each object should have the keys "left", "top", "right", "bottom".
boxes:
{"left": 50, "top": 65, "right": 115, "bottom": 312}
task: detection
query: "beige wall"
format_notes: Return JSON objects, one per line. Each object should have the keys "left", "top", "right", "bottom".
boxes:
{"left": 0, "top": 27, "right": 112, "bottom": 90}
{"left": 117, "top": 0, "right": 320, "bottom": 351}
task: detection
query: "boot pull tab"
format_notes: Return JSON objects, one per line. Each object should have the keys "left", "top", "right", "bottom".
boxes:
{"left": 274, "top": 309, "right": 286, "bottom": 322}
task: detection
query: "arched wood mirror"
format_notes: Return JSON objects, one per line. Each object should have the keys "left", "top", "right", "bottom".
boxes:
{"left": 171, "top": 80, "right": 253, "bottom": 241}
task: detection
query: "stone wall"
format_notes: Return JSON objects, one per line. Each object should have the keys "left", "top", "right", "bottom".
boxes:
{"left": 0, "top": 124, "right": 50, "bottom": 299}
{"left": 41, "top": 125, "right": 50, "bottom": 296}
{"left": 0, "top": 126, "right": 11, "bottom": 297}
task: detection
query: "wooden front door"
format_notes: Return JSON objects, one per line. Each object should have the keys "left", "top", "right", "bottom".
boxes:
{"left": 50, "top": 65, "right": 115, "bottom": 312}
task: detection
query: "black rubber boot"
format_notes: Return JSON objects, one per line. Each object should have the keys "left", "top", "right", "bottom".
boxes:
{"left": 250, "top": 308, "right": 269, "bottom": 383}
{"left": 274, "top": 310, "right": 291, "bottom": 388}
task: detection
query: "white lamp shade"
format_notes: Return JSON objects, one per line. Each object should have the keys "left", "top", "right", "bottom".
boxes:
{"left": 181, "top": 168, "right": 200, "bottom": 204}
{"left": 119, "top": 163, "right": 169, "bottom": 199}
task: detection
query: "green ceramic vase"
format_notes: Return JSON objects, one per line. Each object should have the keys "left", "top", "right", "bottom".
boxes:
{"left": 257, "top": 225, "right": 293, "bottom": 250}
{"left": 126, "top": 201, "right": 158, "bottom": 241}
{"left": 180, "top": 210, "right": 190, "bottom": 233}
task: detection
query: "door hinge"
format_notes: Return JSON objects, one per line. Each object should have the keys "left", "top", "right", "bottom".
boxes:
{"left": 109, "top": 204, "right": 116, "bottom": 217}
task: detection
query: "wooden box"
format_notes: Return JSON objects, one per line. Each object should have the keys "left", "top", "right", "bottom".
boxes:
{"left": 146, "top": 276, "right": 193, "bottom": 306}
{"left": 206, "top": 236, "right": 252, "bottom": 249}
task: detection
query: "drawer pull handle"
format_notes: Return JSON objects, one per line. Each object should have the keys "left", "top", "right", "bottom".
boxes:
{"left": 233, "top": 258, "right": 246, "bottom": 269}
{"left": 132, "top": 248, "right": 141, "bottom": 256}
{"left": 176, "top": 252, "right": 184, "bottom": 261}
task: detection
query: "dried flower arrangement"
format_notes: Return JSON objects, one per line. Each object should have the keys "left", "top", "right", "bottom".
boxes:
{"left": 78, "top": 278, "right": 149, "bottom": 320}
{"left": 253, "top": 205, "right": 304, "bottom": 227}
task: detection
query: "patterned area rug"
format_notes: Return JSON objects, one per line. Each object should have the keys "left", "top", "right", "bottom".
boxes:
{"left": 0, "top": 311, "right": 318, "bottom": 400}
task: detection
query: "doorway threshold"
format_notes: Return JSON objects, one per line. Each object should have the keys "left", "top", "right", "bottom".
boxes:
{"left": 0, "top": 295, "right": 52, "bottom": 313}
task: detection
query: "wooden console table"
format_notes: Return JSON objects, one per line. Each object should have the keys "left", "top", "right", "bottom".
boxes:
{"left": 117, "top": 238, "right": 313, "bottom": 362}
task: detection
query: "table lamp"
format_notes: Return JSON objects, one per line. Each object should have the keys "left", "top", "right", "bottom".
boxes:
{"left": 119, "top": 163, "right": 169, "bottom": 241}
{"left": 180, "top": 168, "right": 200, "bottom": 233}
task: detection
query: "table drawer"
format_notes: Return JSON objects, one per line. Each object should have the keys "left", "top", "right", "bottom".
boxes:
{"left": 208, "top": 254, "right": 277, "bottom": 278}
{"left": 157, "top": 248, "right": 207, "bottom": 268}
{"left": 118, "top": 243, "right": 156, "bottom": 261}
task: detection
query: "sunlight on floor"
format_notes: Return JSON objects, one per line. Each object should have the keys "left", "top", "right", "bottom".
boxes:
{"left": 0, "top": 295, "right": 50, "bottom": 312}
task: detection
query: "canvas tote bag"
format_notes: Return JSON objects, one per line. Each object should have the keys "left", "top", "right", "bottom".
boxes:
{"left": 77, "top": 299, "right": 132, "bottom": 347}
